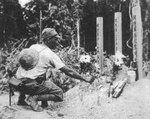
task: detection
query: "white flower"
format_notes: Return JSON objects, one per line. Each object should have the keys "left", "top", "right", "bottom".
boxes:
{"left": 113, "top": 51, "right": 126, "bottom": 66}
{"left": 79, "top": 55, "right": 91, "bottom": 63}
{"left": 94, "top": 63, "right": 100, "bottom": 69}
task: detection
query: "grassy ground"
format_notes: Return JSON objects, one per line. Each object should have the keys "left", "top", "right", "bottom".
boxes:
{"left": 0, "top": 77, "right": 150, "bottom": 119}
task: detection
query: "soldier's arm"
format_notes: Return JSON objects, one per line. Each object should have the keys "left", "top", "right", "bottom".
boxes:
{"left": 60, "top": 66, "right": 94, "bottom": 83}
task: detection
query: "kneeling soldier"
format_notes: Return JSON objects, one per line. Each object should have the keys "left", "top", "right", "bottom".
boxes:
{"left": 15, "top": 28, "right": 94, "bottom": 111}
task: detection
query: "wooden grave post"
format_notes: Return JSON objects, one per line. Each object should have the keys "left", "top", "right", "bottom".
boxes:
{"left": 96, "top": 17, "right": 103, "bottom": 72}
{"left": 132, "top": 0, "right": 143, "bottom": 79}
{"left": 114, "top": 12, "right": 122, "bottom": 54}
{"left": 74, "top": 0, "right": 80, "bottom": 58}
{"left": 39, "top": 10, "right": 42, "bottom": 43}
{"left": 77, "top": 19, "right": 80, "bottom": 58}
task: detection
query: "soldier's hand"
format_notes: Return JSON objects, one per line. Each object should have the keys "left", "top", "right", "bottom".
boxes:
{"left": 85, "top": 76, "right": 95, "bottom": 84}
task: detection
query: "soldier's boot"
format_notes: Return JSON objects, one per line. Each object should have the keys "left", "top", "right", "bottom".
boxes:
{"left": 25, "top": 95, "right": 43, "bottom": 112}
{"left": 26, "top": 94, "right": 63, "bottom": 112}
{"left": 41, "top": 101, "right": 48, "bottom": 108}
{"left": 17, "top": 93, "right": 28, "bottom": 106}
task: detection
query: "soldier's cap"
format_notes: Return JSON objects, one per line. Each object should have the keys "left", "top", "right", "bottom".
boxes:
{"left": 42, "top": 28, "right": 61, "bottom": 40}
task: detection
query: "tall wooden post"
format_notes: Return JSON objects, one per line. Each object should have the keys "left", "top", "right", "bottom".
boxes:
{"left": 77, "top": 19, "right": 80, "bottom": 58}
{"left": 114, "top": 12, "right": 122, "bottom": 53}
{"left": 74, "top": 0, "right": 80, "bottom": 58}
{"left": 96, "top": 17, "right": 103, "bottom": 72}
{"left": 132, "top": 0, "right": 143, "bottom": 79}
{"left": 39, "top": 10, "right": 42, "bottom": 42}
{"left": 144, "top": 10, "right": 149, "bottom": 61}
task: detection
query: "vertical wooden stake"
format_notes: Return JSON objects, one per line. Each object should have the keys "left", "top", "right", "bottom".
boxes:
{"left": 77, "top": 19, "right": 80, "bottom": 58}
{"left": 39, "top": 10, "right": 42, "bottom": 43}
{"left": 96, "top": 17, "right": 103, "bottom": 73}
{"left": 49, "top": 3, "right": 52, "bottom": 11}
{"left": 114, "top": 12, "right": 122, "bottom": 54}
{"left": 144, "top": 10, "right": 149, "bottom": 61}
{"left": 132, "top": 0, "right": 143, "bottom": 79}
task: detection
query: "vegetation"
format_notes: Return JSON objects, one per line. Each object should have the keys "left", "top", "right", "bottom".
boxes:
{"left": 0, "top": 0, "right": 150, "bottom": 91}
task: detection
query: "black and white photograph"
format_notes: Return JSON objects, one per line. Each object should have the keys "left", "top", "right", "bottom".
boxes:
{"left": 0, "top": 0, "right": 150, "bottom": 119}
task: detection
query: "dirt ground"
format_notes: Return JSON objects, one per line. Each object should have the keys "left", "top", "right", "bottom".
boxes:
{"left": 0, "top": 78, "right": 150, "bottom": 119}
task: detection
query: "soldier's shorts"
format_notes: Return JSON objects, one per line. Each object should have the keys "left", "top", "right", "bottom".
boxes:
{"left": 18, "top": 79, "right": 63, "bottom": 101}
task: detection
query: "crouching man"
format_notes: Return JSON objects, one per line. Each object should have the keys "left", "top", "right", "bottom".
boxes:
{"left": 15, "top": 28, "right": 94, "bottom": 112}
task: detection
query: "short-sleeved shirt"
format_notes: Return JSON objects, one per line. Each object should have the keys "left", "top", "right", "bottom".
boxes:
{"left": 16, "top": 44, "right": 65, "bottom": 79}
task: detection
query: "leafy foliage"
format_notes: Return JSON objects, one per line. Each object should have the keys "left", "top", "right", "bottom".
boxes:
{"left": 23, "top": 0, "right": 84, "bottom": 47}
{"left": 0, "top": 0, "right": 27, "bottom": 48}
